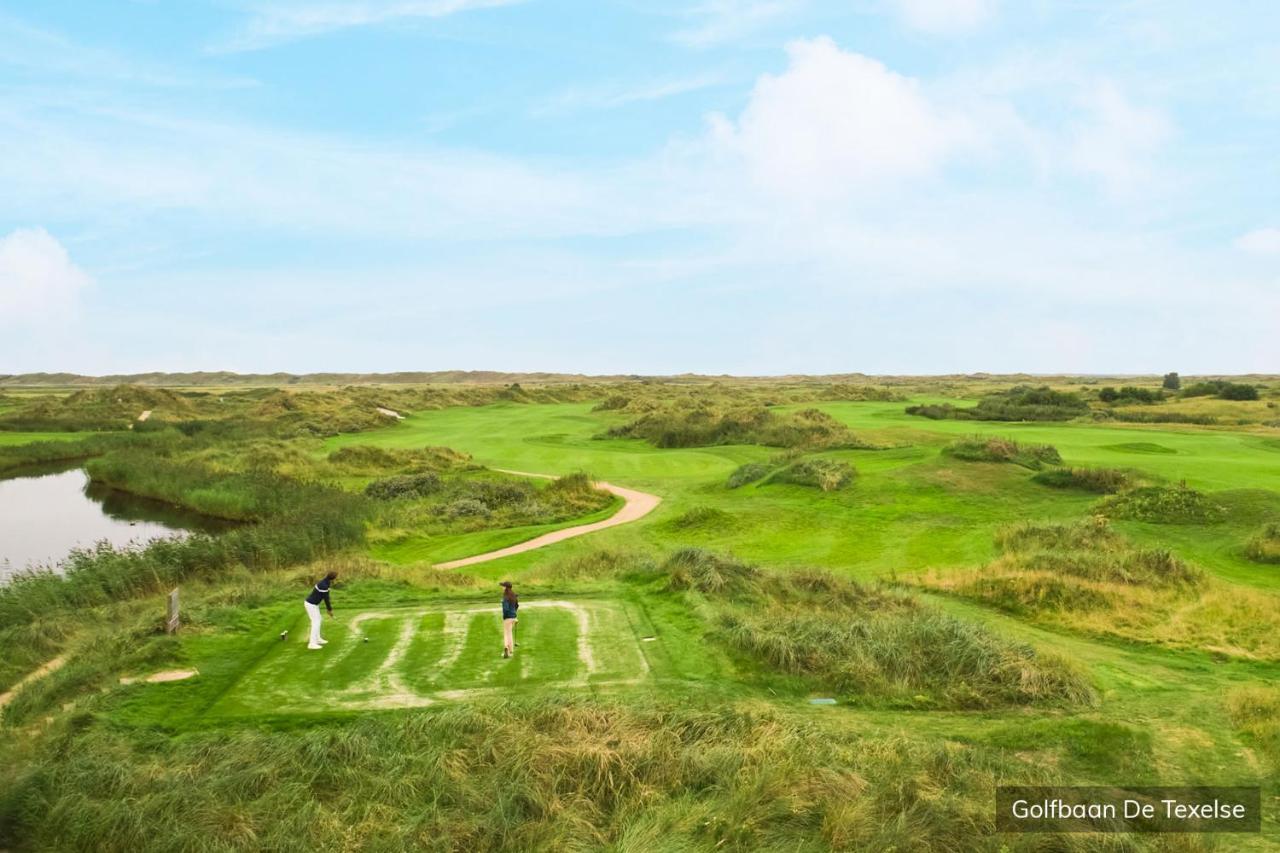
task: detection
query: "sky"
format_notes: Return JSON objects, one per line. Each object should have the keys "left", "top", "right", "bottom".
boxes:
{"left": 0, "top": 0, "right": 1277, "bottom": 376}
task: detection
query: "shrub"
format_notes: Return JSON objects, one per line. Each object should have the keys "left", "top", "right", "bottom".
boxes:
{"left": 943, "top": 437, "right": 1061, "bottom": 470}
{"left": 725, "top": 462, "right": 770, "bottom": 488}
{"left": 1031, "top": 467, "right": 1132, "bottom": 494}
{"left": 439, "top": 498, "right": 490, "bottom": 519}
{"left": 1097, "top": 386, "right": 1163, "bottom": 404}
{"left": 1163, "top": 372, "right": 1181, "bottom": 390}
{"left": 1245, "top": 523, "right": 1280, "bottom": 564}
{"left": 364, "top": 473, "right": 442, "bottom": 500}
{"left": 606, "top": 404, "right": 869, "bottom": 450}
{"left": 766, "top": 458, "right": 856, "bottom": 491}
{"left": 1096, "top": 485, "right": 1226, "bottom": 524}
{"left": 1182, "top": 380, "right": 1259, "bottom": 401}
{"left": 903, "top": 403, "right": 957, "bottom": 420}
{"left": 668, "top": 506, "right": 736, "bottom": 530}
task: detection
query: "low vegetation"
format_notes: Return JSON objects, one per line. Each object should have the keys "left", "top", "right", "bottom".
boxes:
{"left": 943, "top": 437, "right": 1062, "bottom": 470}
{"left": 906, "top": 386, "right": 1089, "bottom": 422}
{"left": 923, "top": 519, "right": 1280, "bottom": 659}
{"left": 725, "top": 461, "right": 770, "bottom": 488}
{"left": 606, "top": 404, "right": 870, "bottom": 450}
{"left": 665, "top": 549, "right": 1092, "bottom": 709}
{"left": 766, "top": 457, "right": 857, "bottom": 491}
{"left": 1095, "top": 484, "right": 1226, "bottom": 524}
{"left": 1245, "top": 523, "right": 1280, "bottom": 564}
{"left": 1031, "top": 467, "right": 1133, "bottom": 494}
{"left": 1225, "top": 686, "right": 1280, "bottom": 774}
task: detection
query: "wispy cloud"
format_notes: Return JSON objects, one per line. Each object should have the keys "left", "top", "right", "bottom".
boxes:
{"left": 669, "top": 0, "right": 802, "bottom": 48}
{"left": 889, "top": 0, "right": 997, "bottom": 36}
{"left": 530, "top": 73, "right": 726, "bottom": 117}
{"left": 211, "top": 0, "right": 524, "bottom": 53}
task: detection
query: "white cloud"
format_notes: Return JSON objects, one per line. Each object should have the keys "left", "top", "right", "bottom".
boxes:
{"left": 891, "top": 0, "right": 996, "bottom": 35}
{"left": 0, "top": 228, "right": 92, "bottom": 325}
{"left": 1069, "top": 81, "right": 1171, "bottom": 194}
{"left": 670, "top": 0, "right": 799, "bottom": 48}
{"left": 707, "top": 37, "right": 977, "bottom": 197}
{"left": 1235, "top": 227, "right": 1280, "bottom": 255}
{"left": 213, "top": 0, "right": 523, "bottom": 52}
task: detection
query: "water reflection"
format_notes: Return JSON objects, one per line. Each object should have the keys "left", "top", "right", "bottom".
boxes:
{"left": 0, "top": 461, "right": 236, "bottom": 580}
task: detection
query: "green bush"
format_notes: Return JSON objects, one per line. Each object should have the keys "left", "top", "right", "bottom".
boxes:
{"left": 943, "top": 437, "right": 1061, "bottom": 470}
{"left": 607, "top": 404, "right": 869, "bottom": 450}
{"left": 766, "top": 458, "right": 856, "bottom": 491}
{"left": 1031, "top": 467, "right": 1132, "bottom": 494}
{"left": 725, "top": 462, "right": 770, "bottom": 488}
{"left": 1096, "top": 485, "right": 1226, "bottom": 524}
{"left": 364, "top": 473, "right": 442, "bottom": 500}
{"left": 1244, "top": 523, "right": 1280, "bottom": 564}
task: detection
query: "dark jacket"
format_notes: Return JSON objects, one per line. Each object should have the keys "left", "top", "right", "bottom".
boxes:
{"left": 306, "top": 578, "right": 333, "bottom": 612}
{"left": 502, "top": 594, "right": 519, "bottom": 620}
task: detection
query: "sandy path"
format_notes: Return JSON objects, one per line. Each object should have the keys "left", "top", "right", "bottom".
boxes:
{"left": 434, "top": 470, "right": 660, "bottom": 569}
{"left": 0, "top": 655, "right": 67, "bottom": 710}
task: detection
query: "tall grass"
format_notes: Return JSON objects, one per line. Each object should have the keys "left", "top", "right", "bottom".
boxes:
{"left": 923, "top": 520, "right": 1280, "bottom": 660}
{"left": 0, "top": 696, "right": 1114, "bottom": 852}
{"left": 1244, "top": 523, "right": 1280, "bottom": 564}
{"left": 664, "top": 549, "right": 1093, "bottom": 709}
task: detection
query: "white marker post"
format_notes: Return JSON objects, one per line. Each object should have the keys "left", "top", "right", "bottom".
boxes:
{"left": 165, "top": 588, "right": 180, "bottom": 634}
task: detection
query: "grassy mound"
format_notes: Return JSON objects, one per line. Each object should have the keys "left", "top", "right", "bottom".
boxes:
{"left": 606, "top": 404, "right": 870, "bottom": 450}
{"left": 725, "top": 461, "right": 770, "bottom": 489}
{"left": 922, "top": 520, "right": 1280, "bottom": 659}
{"left": 664, "top": 549, "right": 1093, "bottom": 709}
{"left": 1030, "top": 467, "right": 1133, "bottom": 494}
{"left": 1244, "top": 523, "right": 1280, "bottom": 564}
{"left": 1095, "top": 485, "right": 1226, "bottom": 524}
{"left": 906, "top": 386, "right": 1089, "bottom": 422}
{"left": 1101, "top": 442, "right": 1176, "bottom": 454}
{"left": 666, "top": 506, "right": 736, "bottom": 531}
{"left": 943, "top": 437, "right": 1061, "bottom": 470}
{"left": 765, "top": 458, "right": 856, "bottom": 491}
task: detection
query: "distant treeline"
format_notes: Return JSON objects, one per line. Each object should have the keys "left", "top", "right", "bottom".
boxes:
{"left": 906, "top": 386, "right": 1089, "bottom": 422}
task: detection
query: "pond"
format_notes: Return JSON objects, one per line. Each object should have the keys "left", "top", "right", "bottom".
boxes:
{"left": 0, "top": 461, "right": 236, "bottom": 581}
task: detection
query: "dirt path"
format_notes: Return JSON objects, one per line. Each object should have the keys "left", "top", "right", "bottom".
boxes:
{"left": 0, "top": 655, "right": 67, "bottom": 710}
{"left": 434, "top": 470, "right": 660, "bottom": 569}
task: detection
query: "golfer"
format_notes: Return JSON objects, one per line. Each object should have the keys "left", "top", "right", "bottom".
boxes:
{"left": 304, "top": 571, "right": 337, "bottom": 650}
{"left": 500, "top": 581, "right": 519, "bottom": 658}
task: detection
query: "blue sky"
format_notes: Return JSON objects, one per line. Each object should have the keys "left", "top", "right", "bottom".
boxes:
{"left": 1, "top": 0, "right": 1276, "bottom": 375}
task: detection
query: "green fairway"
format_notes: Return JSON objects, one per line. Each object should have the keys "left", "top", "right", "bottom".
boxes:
{"left": 0, "top": 431, "right": 82, "bottom": 447}
{"left": 324, "top": 400, "right": 1280, "bottom": 592}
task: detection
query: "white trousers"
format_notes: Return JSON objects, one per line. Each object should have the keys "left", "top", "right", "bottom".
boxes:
{"left": 503, "top": 618, "right": 517, "bottom": 653}
{"left": 304, "top": 601, "right": 323, "bottom": 646}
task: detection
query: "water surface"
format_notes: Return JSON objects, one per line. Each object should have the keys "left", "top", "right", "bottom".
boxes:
{"left": 0, "top": 462, "right": 235, "bottom": 580}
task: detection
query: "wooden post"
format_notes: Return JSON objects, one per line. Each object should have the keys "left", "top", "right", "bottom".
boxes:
{"left": 165, "top": 588, "right": 180, "bottom": 634}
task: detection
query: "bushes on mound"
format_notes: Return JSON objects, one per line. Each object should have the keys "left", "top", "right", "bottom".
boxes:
{"left": 767, "top": 458, "right": 856, "bottom": 491}
{"left": 1095, "top": 485, "right": 1226, "bottom": 524}
{"left": 606, "top": 404, "right": 870, "bottom": 450}
{"left": 914, "top": 520, "right": 1280, "bottom": 659}
{"left": 1031, "top": 467, "right": 1132, "bottom": 494}
{"left": 1245, "top": 523, "right": 1280, "bottom": 564}
{"left": 667, "top": 506, "right": 735, "bottom": 530}
{"left": 364, "top": 473, "right": 442, "bottom": 500}
{"left": 725, "top": 462, "right": 770, "bottom": 488}
{"left": 906, "top": 386, "right": 1088, "bottom": 422}
{"left": 943, "top": 437, "right": 1061, "bottom": 470}
{"left": 662, "top": 549, "right": 1092, "bottom": 709}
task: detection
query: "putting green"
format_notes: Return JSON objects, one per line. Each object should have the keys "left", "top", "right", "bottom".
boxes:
{"left": 208, "top": 599, "right": 653, "bottom": 716}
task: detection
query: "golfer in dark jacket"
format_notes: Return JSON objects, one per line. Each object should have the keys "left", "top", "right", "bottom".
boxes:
{"left": 304, "top": 571, "right": 337, "bottom": 650}
{"left": 500, "top": 581, "right": 519, "bottom": 658}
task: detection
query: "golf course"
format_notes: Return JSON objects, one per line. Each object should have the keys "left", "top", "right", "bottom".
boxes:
{"left": 1, "top": 375, "right": 1279, "bottom": 850}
